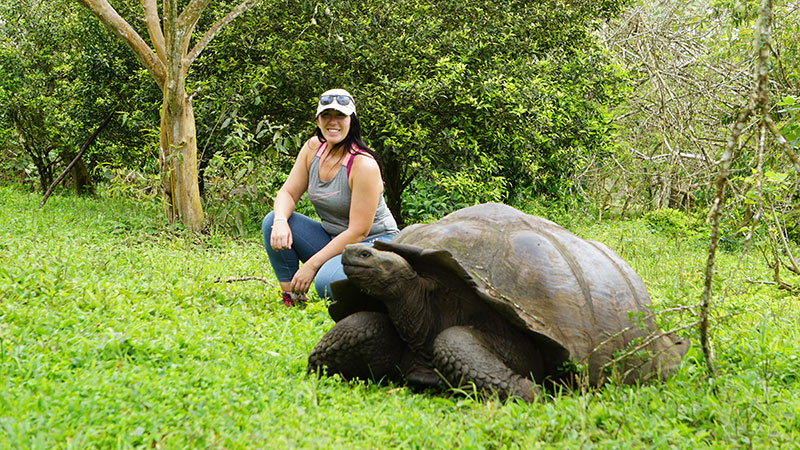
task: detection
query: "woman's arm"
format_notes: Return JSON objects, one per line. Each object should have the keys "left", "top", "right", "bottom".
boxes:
{"left": 288, "top": 153, "right": 383, "bottom": 293}
{"left": 270, "top": 138, "right": 318, "bottom": 251}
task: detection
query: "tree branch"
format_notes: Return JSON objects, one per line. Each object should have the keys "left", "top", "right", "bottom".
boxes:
{"left": 214, "top": 276, "right": 278, "bottom": 289}
{"left": 764, "top": 114, "right": 800, "bottom": 172}
{"left": 187, "top": 0, "right": 261, "bottom": 66}
{"left": 40, "top": 109, "right": 116, "bottom": 207}
{"left": 700, "top": 0, "right": 776, "bottom": 378}
{"left": 140, "top": 0, "right": 166, "bottom": 63}
{"left": 74, "top": 0, "right": 166, "bottom": 89}
{"left": 178, "top": 0, "right": 213, "bottom": 40}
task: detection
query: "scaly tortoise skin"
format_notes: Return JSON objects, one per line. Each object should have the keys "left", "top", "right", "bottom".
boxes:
{"left": 307, "top": 203, "right": 688, "bottom": 401}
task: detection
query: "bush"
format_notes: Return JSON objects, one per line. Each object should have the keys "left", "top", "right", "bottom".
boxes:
{"left": 401, "top": 162, "right": 508, "bottom": 224}
{"left": 203, "top": 151, "right": 285, "bottom": 237}
{"left": 644, "top": 208, "right": 692, "bottom": 238}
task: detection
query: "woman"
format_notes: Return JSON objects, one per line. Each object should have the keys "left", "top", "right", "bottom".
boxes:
{"left": 263, "top": 89, "right": 399, "bottom": 306}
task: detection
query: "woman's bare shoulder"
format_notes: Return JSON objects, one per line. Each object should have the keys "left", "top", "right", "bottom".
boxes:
{"left": 350, "top": 151, "right": 381, "bottom": 178}
{"left": 307, "top": 136, "right": 323, "bottom": 150}
{"left": 298, "top": 136, "right": 323, "bottom": 164}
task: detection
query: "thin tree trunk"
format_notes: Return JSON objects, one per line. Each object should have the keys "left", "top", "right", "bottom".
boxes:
{"left": 71, "top": 157, "right": 94, "bottom": 195}
{"left": 159, "top": 91, "right": 204, "bottom": 230}
{"left": 700, "top": 0, "right": 774, "bottom": 376}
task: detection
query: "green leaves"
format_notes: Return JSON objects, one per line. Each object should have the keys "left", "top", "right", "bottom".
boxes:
{"left": 0, "top": 0, "right": 158, "bottom": 191}
{"left": 778, "top": 95, "right": 800, "bottom": 148}
{"left": 195, "top": 0, "right": 627, "bottom": 225}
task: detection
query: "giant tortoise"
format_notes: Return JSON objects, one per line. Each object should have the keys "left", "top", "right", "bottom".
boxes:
{"left": 308, "top": 203, "right": 688, "bottom": 401}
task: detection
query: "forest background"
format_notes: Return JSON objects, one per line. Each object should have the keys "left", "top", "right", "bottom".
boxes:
{"left": 1, "top": 0, "right": 800, "bottom": 447}
{"left": 1, "top": 0, "right": 798, "bottom": 235}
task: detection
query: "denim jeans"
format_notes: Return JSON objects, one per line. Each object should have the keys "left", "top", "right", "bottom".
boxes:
{"left": 262, "top": 211, "right": 395, "bottom": 299}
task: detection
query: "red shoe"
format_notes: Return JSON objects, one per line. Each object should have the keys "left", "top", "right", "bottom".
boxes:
{"left": 281, "top": 291, "right": 307, "bottom": 307}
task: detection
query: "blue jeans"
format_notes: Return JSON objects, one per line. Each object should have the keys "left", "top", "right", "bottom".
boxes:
{"left": 262, "top": 211, "right": 395, "bottom": 300}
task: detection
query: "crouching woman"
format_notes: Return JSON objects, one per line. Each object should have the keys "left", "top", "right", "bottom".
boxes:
{"left": 262, "top": 89, "right": 398, "bottom": 306}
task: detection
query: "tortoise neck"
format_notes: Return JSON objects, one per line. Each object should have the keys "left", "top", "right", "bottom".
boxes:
{"left": 382, "top": 276, "right": 438, "bottom": 354}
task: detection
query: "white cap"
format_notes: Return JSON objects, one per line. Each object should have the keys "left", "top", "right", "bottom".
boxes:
{"left": 315, "top": 88, "right": 356, "bottom": 117}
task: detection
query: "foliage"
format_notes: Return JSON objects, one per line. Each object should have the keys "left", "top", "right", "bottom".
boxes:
{"left": 96, "top": 166, "right": 162, "bottom": 201}
{"left": 401, "top": 157, "right": 509, "bottom": 223}
{"left": 1, "top": 185, "right": 799, "bottom": 448}
{"left": 597, "top": 0, "right": 800, "bottom": 215}
{"left": 778, "top": 95, "right": 800, "bottom": 151}
{"left": 2, "top": 0, "right": 629, "bottom": 226}
{"left": 735, "top": 167, "right": 800, "bottom": 288}
{"left": 196, "top": 0, "right": 628, "bottom": 225}
{"left": 0, "top": 0, "right": 158, "bottom": 192}
{"left": 644, "top": 208, "right": 694, "bottom": 237}
{"left": 199, "top": 116, "right": 314, "bottom": 235}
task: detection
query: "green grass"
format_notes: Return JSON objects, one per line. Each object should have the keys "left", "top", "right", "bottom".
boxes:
{"left": 1, "top": 185, "right": 799, "bottom": 449}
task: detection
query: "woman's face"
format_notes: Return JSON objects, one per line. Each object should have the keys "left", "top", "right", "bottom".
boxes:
{"left": 316, "top": 109, "right": 351, "bottom": 147}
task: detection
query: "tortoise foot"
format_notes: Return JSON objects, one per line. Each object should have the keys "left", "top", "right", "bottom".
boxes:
{"left": 308, "top": 311, "right": 405, "bottom": 382}
{"left": 404, "top": 364, "right": 444, "bottom": 388}
{"left": 432, "top": 326, "right": 542, "bottom": 403}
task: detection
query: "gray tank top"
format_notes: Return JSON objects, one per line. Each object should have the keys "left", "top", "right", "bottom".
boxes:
{"left": 308, "top": 143, "right": 399, "bottom": 238}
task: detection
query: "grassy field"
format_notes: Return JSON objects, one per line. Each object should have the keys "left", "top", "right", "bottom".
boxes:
{"left": 1, "top": 185, "right": 798, "bottom": 449}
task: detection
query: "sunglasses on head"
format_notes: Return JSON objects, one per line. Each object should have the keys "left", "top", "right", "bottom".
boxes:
{"left": 319, "top": 94, "right": 353, "bottom": 106}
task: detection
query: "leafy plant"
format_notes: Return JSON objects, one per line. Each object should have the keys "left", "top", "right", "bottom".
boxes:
{"left": 777, "top": 95, "right": 800, "bottom": 149}
{"left": 644, "top": 208, "right": 692, "bottom": 237}
{"left": 196, "top": 0, "right": 628, "bottom": 226}
{"left": 402, "top": 158, "right": 509, "bottom": 223}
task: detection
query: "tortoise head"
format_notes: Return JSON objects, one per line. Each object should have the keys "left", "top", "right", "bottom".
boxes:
{"left": 341, "top": 243, "right": 418, "bottom": 300}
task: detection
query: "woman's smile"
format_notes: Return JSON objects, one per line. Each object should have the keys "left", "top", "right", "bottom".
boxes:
{"left": 317, "top": 110, "right": 351, "bottom": 145}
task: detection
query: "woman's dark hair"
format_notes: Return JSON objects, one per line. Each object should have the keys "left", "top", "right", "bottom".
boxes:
{"left": 315, "top": 113, "right": 382, "bottom": 167}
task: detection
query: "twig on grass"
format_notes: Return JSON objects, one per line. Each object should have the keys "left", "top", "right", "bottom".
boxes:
{"left": 745, "top": 279, "right": 777, "bottom": 286}
{"left": 214, "top": 276, "right": 278, "bottom": 289}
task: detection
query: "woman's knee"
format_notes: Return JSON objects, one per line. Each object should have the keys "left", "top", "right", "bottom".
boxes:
{"left": 315, "top": 255, "right": 346, "bottom": 299}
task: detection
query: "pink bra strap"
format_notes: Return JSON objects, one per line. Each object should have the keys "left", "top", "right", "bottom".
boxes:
{"left": 317, "top": 142, "right": 372, "bottom": 177}
{"left": 346, "top": 150, "right": 371, "bottom": 177}
{"left": 315, "top": 142, "right": 327, "bottom": 157}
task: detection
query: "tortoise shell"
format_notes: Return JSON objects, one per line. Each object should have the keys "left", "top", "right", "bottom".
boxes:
{"left": 330, "top": 203, "right": 688, "bottom": 385}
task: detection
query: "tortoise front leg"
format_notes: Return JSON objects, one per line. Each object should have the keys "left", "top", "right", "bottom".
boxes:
{"left": 432, "top": 326, "right": 542, "bottom": 402}
{"left": 308, "top": 311, "right": 406, "bottom": 382}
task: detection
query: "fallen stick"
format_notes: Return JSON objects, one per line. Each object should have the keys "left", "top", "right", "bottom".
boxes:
{"left": 214, "top": 276, "right": 278, "bottom": 289}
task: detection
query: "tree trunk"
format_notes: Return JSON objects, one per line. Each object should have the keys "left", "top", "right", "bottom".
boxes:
{"left": 75, "top": 0, "right": 261, "bottom": 232}
{"left": 159, "top": 89, "right": 204, "bottom": 231}
{"left": 70, "top": 155, "right": 94, "bottom": 195}
{"left": 381, "top": 155, "right": 409, "bottom": 227}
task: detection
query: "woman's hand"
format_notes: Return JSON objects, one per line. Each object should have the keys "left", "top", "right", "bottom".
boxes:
{"left": 291, "top": 264, "right": 317, "bottom": 293}
{"left": 270, "top": 220, "right": 293, "bottom": 251}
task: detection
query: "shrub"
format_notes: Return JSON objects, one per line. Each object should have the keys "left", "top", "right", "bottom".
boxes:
{"left": 644, "top": 208, "right": 691, "bottom": 237}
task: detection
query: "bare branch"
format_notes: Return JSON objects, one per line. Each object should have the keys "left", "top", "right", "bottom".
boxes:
{"left": 771, "top": 205, "right": 800, "bottom": 274}
{"left": 75, "top": 0, "right": 166, "bottom": 88}
{"left": 187, "top": 0, "right": 261, "bottom": 66}
{"left": 41, "top": 109, "right": 116, "bottom": 207}
{"left": 700, "top": 0, "right": 777, "bottom": 377}
{"left": 581, "top": 303, "right": 701, "bottom": 362}
{"left": 764, "top": 114, "right": 800, "bottom": 172}
{"left": 188, "top": 86, "right": 202, "bottom": 103}
{"left": 633, "top": 149, "right": 718, "bottom": 165}
{"left": 597, "top": 320, "right": 698, "bottom": 379}
{"left": 140, "top": 0, "right": 166, "bottom": 63}
{"left": 214, "top": 276, "right": 278, "bottom": 289}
